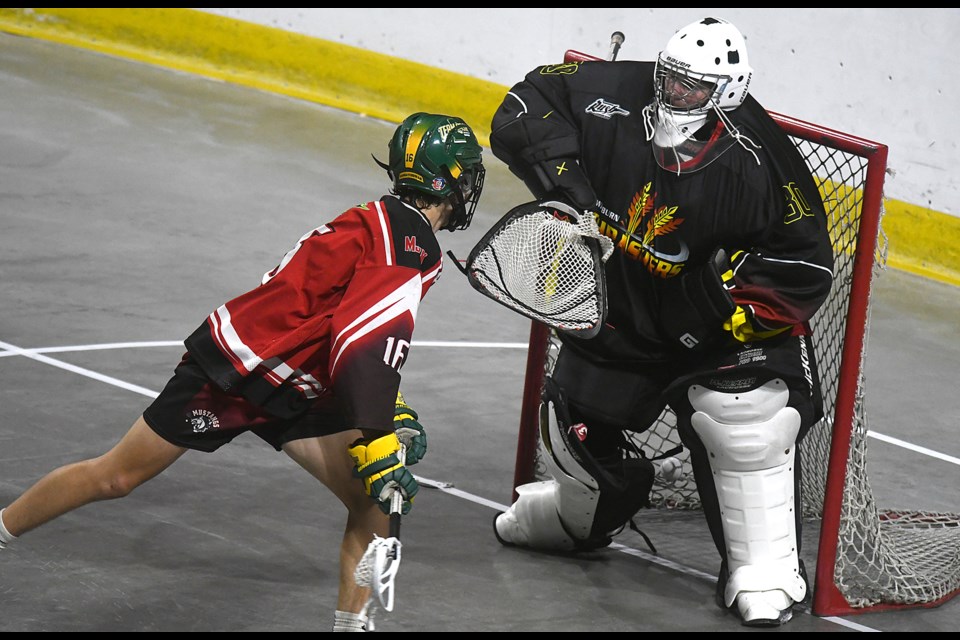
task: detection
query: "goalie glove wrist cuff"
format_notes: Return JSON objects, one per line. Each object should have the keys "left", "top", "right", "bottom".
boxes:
{"left": 660, "top": 247, "right": 737, "bottom": 351}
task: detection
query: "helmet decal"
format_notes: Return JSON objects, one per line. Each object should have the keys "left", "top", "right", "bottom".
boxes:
{"left": 403, "top": 121, "right": 430, "bottom": 170}
{"left": 398, "top": 171, "right": 424, "bottom": 184}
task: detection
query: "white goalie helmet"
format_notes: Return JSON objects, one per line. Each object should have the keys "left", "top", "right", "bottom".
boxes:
{"left": 646, "top": 17, "right": 757, "bottom": 173}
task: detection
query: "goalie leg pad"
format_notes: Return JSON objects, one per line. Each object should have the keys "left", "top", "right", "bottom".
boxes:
{"left": 494, "top": 480, "right": 577, "bottom": 551}
{"left": 688, "top": 379, "right": 807, "bottom": 621}
{"left": 494, "top": 380, "right": 599, "bottom": 551}
{"left": 538, "top": 382, "right": 601, "bottom": 541}
{"left": 496, "top": 377, "right": 657, "bottom": 553}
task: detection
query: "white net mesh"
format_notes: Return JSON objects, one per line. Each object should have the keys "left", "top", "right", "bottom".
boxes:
{"left": 466, "top": 201, "right": 612, "bottom": 336}
{"left": 524, "top": 123, "right": 960, "bottom": 611}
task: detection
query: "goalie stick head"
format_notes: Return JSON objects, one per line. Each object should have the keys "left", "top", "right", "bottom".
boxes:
{"left": 464, "top": 199, "right": 610, "bottom": 339}
{"left": 375, "top": 112, "right": 486, "bottom": 231}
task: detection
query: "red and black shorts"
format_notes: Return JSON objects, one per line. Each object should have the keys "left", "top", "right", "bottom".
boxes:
{"left": 143, "top": 356, "right": 349, "bottom": 453}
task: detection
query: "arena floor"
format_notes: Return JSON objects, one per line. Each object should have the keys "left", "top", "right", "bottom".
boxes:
{"left": 2, "top": 32, "right": 959, "bottom": 632}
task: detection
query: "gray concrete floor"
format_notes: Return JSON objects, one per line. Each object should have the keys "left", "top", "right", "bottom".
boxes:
{"left": 1, "top": 32, "right": 959, "bottom": 632}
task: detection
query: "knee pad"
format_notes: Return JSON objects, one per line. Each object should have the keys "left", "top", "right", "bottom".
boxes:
{"left": 688, "top": 379, "right": 807, "bottom": 609}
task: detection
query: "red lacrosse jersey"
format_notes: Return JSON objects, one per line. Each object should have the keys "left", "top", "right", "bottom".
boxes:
{"left": 184, "top": 196, "right": 443, "bottom": 431}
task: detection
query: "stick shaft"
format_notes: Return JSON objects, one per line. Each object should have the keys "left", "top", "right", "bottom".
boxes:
{"left": 388, "top": 443, "right": 405, "bottom": 540}
{"left": 389, "top": 511, "right": 401, "bottom": 539}
{"left": 608, "top": 31, "right": 625, "bottom": 61}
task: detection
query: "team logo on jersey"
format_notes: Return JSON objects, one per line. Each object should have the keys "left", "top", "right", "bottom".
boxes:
{"left": 187, "top": 409, "right": 220, "bottom": 433}
{"left": 594, "top": 182, "right": 690, "bottom": 278}
{"left": 539, "top": 62, "right": 580, "bottom": 75}
{"left": 404, "top": 236, "right": 428, "bottom": 263}
{"left": 584, "top": 98, "right": 630, "bottom": 119}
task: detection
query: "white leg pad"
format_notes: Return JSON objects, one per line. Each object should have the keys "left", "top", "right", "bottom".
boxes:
{"left": 495, "top": 481, "right": 576, "bottom": 551}
{"left": 538, "top": 405, "right": 601, "bottom": 540}
{"left": 689, "top": 380, "right": 808, "bottom": 613}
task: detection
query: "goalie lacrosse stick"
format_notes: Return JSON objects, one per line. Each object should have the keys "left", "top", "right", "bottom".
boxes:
{"left": 463, "top": 199, "right": 613, "bottom": 338}
{"left": 354, "top": 445, "right": 406, "bottom": 627}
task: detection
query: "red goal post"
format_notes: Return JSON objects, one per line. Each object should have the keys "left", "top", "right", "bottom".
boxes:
{"left": 510, "top": 48, "right": 960, "bottom": 618}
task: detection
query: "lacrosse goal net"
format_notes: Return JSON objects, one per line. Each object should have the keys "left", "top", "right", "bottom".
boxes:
{"left": 510, "top": 48, "right": 960, "bottom": 618}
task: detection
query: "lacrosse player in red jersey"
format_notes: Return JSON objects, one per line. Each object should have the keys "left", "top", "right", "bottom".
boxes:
{"left": 486, "top": 17, "right": 833, "bottom": 627}
{"left": 0, "top": 112, "right": 485, "bottom": 632}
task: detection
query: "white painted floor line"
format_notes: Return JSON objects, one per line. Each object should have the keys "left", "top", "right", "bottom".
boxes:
{"left": 414, "top": 475, "right": 880, "bottom": 632}
{"left": 0, "top": 340, "right": 160, "bottom": 398}
{"left": 0, "top": 340, "right": 184, "bottom": 355}
{"left": 868, "top": 430, "right": 960, "bottom": 466}
{"left": 2, "top": 338, "right": 954, "bottom": 467}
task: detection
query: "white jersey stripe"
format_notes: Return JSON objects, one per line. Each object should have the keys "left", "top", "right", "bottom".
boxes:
{"left": 735, "top": 252, "right": 835, "bottom": 279}
{"left": 330, "top": 273, "right": 421, "bottom": 375}
{"left": 375, "top": 200, "right": 394, "bottom": 266}
{"left": 211, "top": 304, "right": 262, "bottom": 373}
{"left": 422, "top": 260, "right": 442, "bottom": 286}
{"left": 263, "top": 357, "right": 324, "bottom": 398}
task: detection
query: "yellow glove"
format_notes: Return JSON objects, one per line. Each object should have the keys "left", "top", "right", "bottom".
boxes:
{"left": 348, "top": 431, "right": 418, "bottom": 515}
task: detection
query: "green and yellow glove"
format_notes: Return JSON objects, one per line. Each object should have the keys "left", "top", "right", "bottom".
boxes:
{"left": 348, "top": 431, "right": 418, "bottom": 515}
{"left": 394, "top": 391, "right": 427, "bottom": 466}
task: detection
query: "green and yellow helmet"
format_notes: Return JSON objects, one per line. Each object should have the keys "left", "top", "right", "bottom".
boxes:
{"left": 377, "top": 112, "right": 485, "bottom": 231}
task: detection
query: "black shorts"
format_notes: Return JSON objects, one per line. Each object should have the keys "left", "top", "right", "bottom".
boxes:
{"left": 553, "top": 332, "right": 823, "bottom": 435}
{"left": 143, "top": 355, "right": 350, "bottom": 453}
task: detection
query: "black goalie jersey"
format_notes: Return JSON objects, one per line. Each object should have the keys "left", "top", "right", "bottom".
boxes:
{"left": 490, "top": 59, "right": 834, "bottom": 366}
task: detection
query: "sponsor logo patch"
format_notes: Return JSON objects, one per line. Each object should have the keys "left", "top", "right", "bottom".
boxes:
{"left": 584, "top": 98, "right": 630, "bottom": 119}
{"left": 569, "top": 422, "right": 588, "bottom": 442}
{"left": 187, "top": 409, "right": 220, "bottom": 433}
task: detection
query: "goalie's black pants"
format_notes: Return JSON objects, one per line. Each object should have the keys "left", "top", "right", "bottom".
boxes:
{"left": 553, "top": 332, "right": 823, "bottom": 568}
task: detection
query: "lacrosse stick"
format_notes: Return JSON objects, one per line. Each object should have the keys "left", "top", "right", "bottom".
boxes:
{"left": 463, "top": 199, "right": 612, "bottom": 338}
{"left": 354, "top": 445, "right": 406, "bottom": 626}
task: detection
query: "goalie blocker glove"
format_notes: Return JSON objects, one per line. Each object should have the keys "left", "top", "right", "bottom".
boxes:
{"left": 659, "top": 247, "right": 737, "bottom": 351}
{"left": 393, "top": 392, "right": 427, "bottom": 466}
{"left": 348, "top": 431, "right": 419, "bottom": 515}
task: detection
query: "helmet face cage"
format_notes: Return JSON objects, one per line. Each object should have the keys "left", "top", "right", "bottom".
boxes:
{"left": 655, "top": 57, "right": 730, "bottom": 116}
{"left": 446, "top": 161, "right": 486, "bottom": 231}
{"left": 387, "top": 112, "right": 485, "bottom": 231}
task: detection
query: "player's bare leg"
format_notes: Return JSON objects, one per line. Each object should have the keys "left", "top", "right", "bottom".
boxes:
{"left": 282, "top": 431, "right": 388, "bottom": 630}
{"left": 0, "top": 415, "right": 187, "bottom": 539}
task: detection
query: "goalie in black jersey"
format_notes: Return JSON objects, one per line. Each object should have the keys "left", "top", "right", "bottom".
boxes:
{"left": 487, "top": 17, "right": 833, "bottom": 627}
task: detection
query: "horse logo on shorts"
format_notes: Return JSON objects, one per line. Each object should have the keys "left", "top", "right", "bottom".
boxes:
{"left": 187, "top": 409, "right": 220, "bottom": 433}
